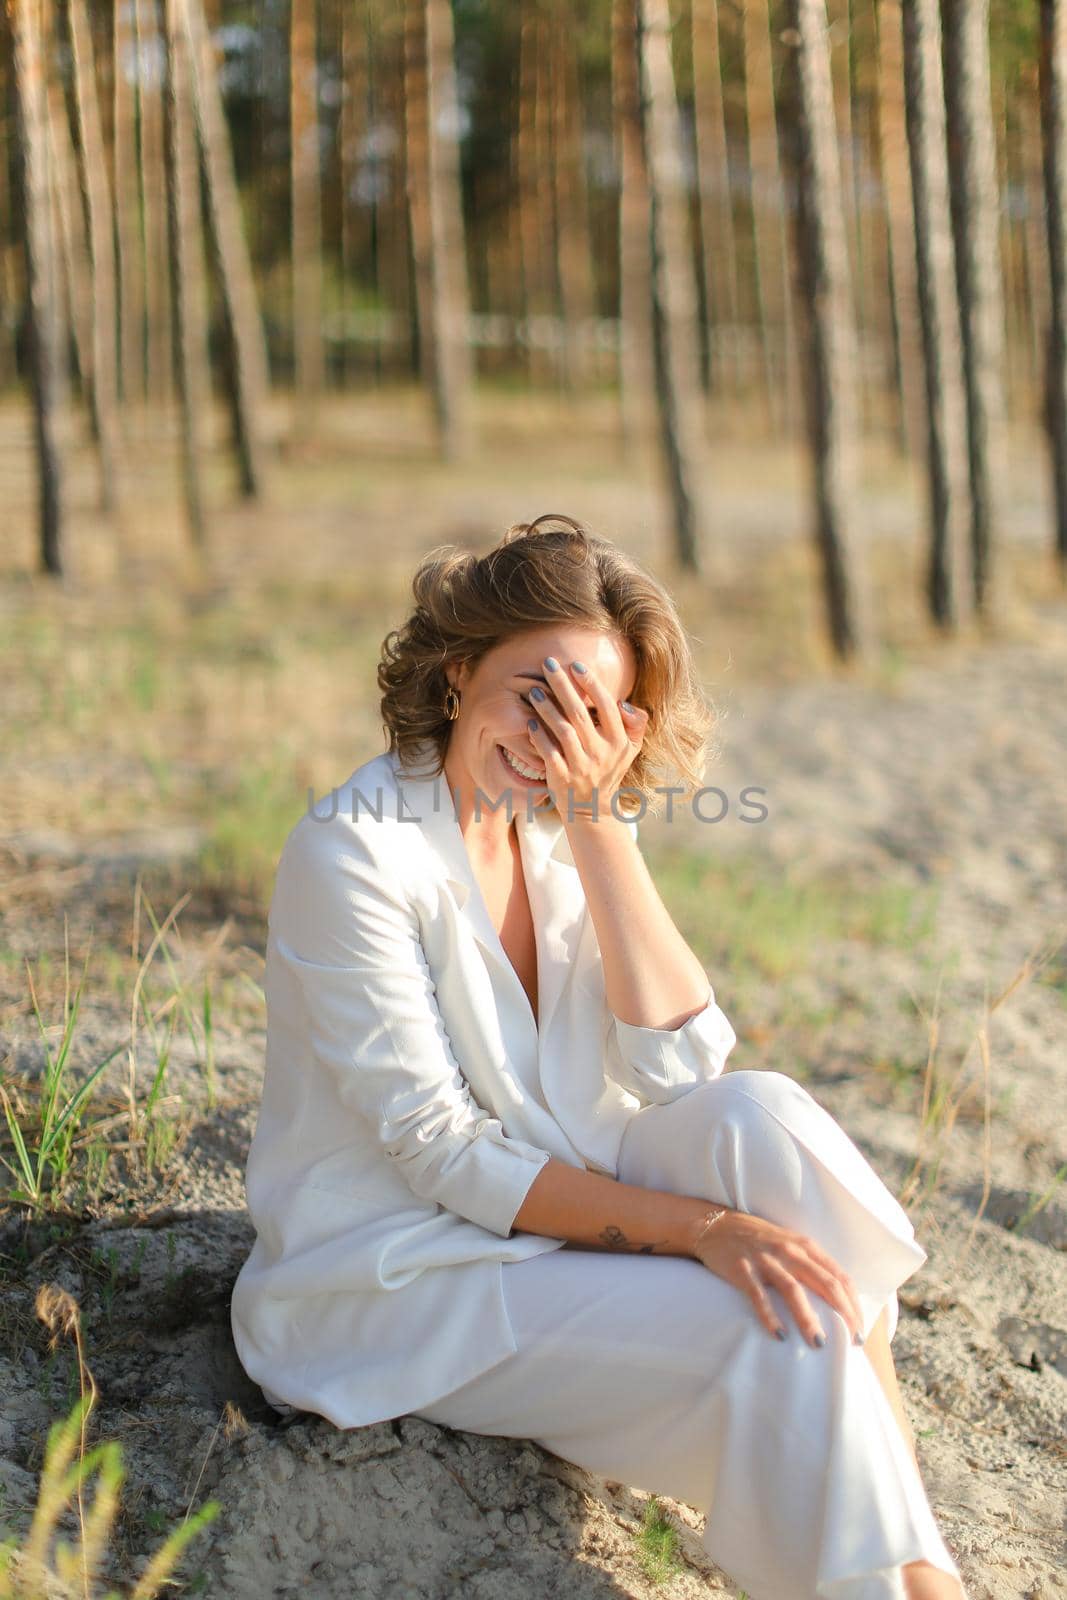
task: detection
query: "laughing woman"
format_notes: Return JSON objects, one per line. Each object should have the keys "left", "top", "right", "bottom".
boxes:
{"left": 231, "top": 515, "right": 968, "bottom": 1600}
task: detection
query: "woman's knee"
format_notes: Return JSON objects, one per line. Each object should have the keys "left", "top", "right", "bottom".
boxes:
{"left": 705, "top": 1068, "right": 814, "bottom": 1126}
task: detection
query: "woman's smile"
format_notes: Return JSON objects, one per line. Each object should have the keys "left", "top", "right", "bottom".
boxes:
{"left": 497, "top": 742, "right": 547, "bottom": 785}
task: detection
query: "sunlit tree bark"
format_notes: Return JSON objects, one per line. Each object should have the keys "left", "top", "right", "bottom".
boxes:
{"left": 635, "top": 0, "right": 712, "bottom": 570}
{"left": 44, "top": 28, "right": 93, "bottom": 420}
{"left": 742, "top": 0, "right": 798, "bottom": 435}
{"left": 291, "top": 0, "right": 325, "bottom": 419}
{"left": 612, "top": 0, "right": 655, "bottom": 445}
{"left": 781, "top": 0, "right": 872, "bottom": 661}
{"left": 691, "top": 0, "right": 740, "bottom": 395}
{"left": 162, "top": 0, "right": 211, "bottom": 546}
{"left": 553, "top": 24, "right": 596, "bottom": 389}
{"left": 902, "top": 0, "right": 974, "bottom": 627}
{"left": 341, "top": 0, "right": 370, "bottom": 387}
{"left": 68, "top": 0, "right": 123, "bottom": 512}
{"left": 114, "top": 0, "right": 145, "bottom": 405}
{"left": 136, "top": 0, "right": 172, "bottom": 410}
{"left": 875, "top": 0, "right": 924, "bottom": 459}
{"left": 183, "top": 0, "right": 270, "bottom": 497}
{"left": 942, "top": 0, "right": 1009, "bottom": 616}
{"left": 1040, "top": 0, "right": 1067, "bottom": 575}
{"left": 12, "top": 0, "right": 63, "bottom": 572}
{"left": 403, "top": 0, "right": 475, "bottom": 458}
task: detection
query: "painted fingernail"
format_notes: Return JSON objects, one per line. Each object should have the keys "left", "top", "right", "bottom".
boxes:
{"left": 773, "top": 1326, "right": 787, "bottom": 1341}
{"left": 544, "top": 657, "right": 559, "bottom": 671}
{"left": 813, "top": 1332, "right": 826, "bottom": 1348}
{"left": 530, "top": 685, "right": 546, "bottom": 701}
{"left": 621, "top": 700, "right": 635, "bottom": 715}
{"left": 571, "top": 661, "right": 587, "bottom": 673}
{"left": 527, "top": 719, "right": 539, "bottom": 732}
{"left": 853, "top": 1330, "right": 865, "bottom": 1346}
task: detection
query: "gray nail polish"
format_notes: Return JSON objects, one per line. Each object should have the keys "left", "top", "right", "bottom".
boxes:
{"left": 571, "top": 661, "right": 587, "bottom": 673}
{"left": 544, "top": 657, "right": 559, "bottom": 671}
{"left": 773, "top": 1326, "right": 787, "bottom": 1341}
{"left": 530, "top": 685, "right": 545, "bottom": 701}
{"left": 853, "top": 1330, "right": 865, "bottom": 1346}
{"left": 813, "top": 1332, "right": 826, "bottom": 1348}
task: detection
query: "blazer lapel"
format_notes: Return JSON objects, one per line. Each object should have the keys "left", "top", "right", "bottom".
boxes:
{"left": 391, "top": 744, "right": 590, "bottom": 1043}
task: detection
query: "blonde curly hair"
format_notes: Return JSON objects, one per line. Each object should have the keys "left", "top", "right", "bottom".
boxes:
{"left": 377, "top": 514, "right": 719, "bottom": 819}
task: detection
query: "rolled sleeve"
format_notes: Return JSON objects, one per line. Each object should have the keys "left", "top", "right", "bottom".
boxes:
{"left": 271, "top": 813, "right": 553, "bottom": 1238}
{"left": 605, "top": 988, "right": 739, "bottom": 1106}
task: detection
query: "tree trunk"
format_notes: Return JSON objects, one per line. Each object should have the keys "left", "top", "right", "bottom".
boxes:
{"left": 136, "top": 0, "right": 172, "bottom": 411}
{"left": 162, "top": 0, "right": 210, "bottom": 546}
{"left": 44, "top": 31, "right": 94, "bottom": 420}
{"left": 517, "top": 6, "right": 553, "bottom": 383}
{"left": 1040, "top": 0, "right": 1067, "bottom": 576}
{"left": 113, "top": 0, "right": 145, "bottom": 405}
{"left": 340, "top": 0, "right": 370, "bottom": 387}
{"left": 781, "top": 0, "right": 872, "bottom": 660}
{"left": 11, "top": 0, "right": 64, "bottom": 573}
{"left": 942, "top": 0, "right": 1009, "bottom": 618}
{"left": 183, "top": 0, "right": 270, "bottom": 497}
{"left": 612, "top": 0, "right": 655, "bottom": 446}
{"left": 691, "top": 0, "right": 741, "bottom": 396}
{"left": 68, "top": 0, "right": 123, "bottom": 512}
{"left": 553, "top": 25, "right": 596, "bottom": 390}
{"left": 743, "top": 0, "right": 798, "bottom": 436}
{"left": 875, "top": 0, "right": 924, "bottom": 460}
{"left": 634, "top": 0, "right": 712, "bottom": 571}
{"left": 902, "top": 0, "right": 974, "bottom": 627}
{"left": 403, "top": 0, "right": 475, "bottom": 459}
{"left": 291, "top": 0, "right": 325, "bottom": 419}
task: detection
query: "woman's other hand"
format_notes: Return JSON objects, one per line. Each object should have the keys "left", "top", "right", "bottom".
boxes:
{"left": 688, "top": 1208, "right": 866, "bottom": 1349}
{"left": 523, "top": 655, "right": 648, "bottom": 814}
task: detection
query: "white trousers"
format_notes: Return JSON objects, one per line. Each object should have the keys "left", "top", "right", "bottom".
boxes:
{"left": 412, "top": 1070, "right": 965, "bottom": 1600}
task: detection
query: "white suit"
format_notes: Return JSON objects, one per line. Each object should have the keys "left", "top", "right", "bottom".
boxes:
{"left": 230, "top": 737, "right": 738, "bottom": 1423}
{"left": 230, "top": 737, "right": 965, "bottom": 1599}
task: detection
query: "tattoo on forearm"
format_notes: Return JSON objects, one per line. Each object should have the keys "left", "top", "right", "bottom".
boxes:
{"left": 597, "top": 1224, "right": 664, "bottom": 1254}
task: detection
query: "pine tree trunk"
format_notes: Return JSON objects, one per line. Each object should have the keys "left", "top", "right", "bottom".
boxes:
{"left": 635, "top": 0, "right": 712, "bottom": 570}
{"left": 518, "top": 6, "right": 553, "bottom": 384}
{"left": 942, "top": 0, "right": 1009, "bottom": 617}
{"left": 136, "top": 0, "right": 172, "bottom": 411}
{"left": 1040, "top": 0, "right": 1067, "bottom": 575}
{"left": 162, "top": 0, "right": 210, "bottom": 546}
{"left": 612, "top": 0, "right": 655, "bottom": 446}
{"left": 291, "top": 0, "right": 325, "bottom": 419}
{"left": 114, "top": 0, "right": 145, "bottom": 406}
{"left": 553, "top": 26, "right": 596, "bottom": 390}
{"left": 183, "top": 0, "right": 270, "bottom": 497}
{"left": 340, "top": 0, "right": 370, "bottom": 387}
{"left": 403, "top": 0, "right": 474, "bottom": 458}
{"left": 781, "top": 0, "right": 871, "bottom": 660}
{"left": 875, "top": 0, "right": 924, "bottom": 460}
{"left": 12, "top": 0, "right": 64, "bottom": 573}
{"left": 68, "top": 0, "right": 123, "bottom": 512}
{"left": 691, "top": 0, "right": 741, "bottom": 395}
{"left": 44, "top": 34, "right": 94, "bottom": 419}
{"left": 0, "top": 26, "right": 18, "bottom": 389}
{"left": 743, "top": 0, "right": 799, "bottom": 436}
{"left": 902, "top": 0, "right": 974, "bottom": 626}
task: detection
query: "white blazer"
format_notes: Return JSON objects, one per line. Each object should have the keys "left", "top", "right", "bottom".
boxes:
{"left": 230, "top": 736, "right": 739, "bottom": 1427}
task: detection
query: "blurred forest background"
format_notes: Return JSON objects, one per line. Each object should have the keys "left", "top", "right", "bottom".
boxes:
{"left": 2, "top": 0, "right": 1064, "bottom": 648}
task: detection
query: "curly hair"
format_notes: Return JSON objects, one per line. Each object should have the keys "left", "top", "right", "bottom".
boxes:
{"left": 377, "top": 514, "right": 720, "bottom": 819}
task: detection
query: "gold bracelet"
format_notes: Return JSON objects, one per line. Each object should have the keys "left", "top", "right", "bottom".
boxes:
{"left": 690, "top": 1206, "right": 730, "bottom": 1253}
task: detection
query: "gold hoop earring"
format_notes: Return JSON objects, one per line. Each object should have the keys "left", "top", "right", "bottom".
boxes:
{"left": 444, "top": 686, "right": 461, "bottom": 721}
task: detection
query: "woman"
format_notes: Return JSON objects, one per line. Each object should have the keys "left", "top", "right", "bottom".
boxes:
{"left": 231, "top": 516, "right": 967, "bottom": 1600}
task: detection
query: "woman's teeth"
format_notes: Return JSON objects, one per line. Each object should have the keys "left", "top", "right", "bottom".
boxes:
{"left": 500, "top": 745, "right": 545, "bottom": 781}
